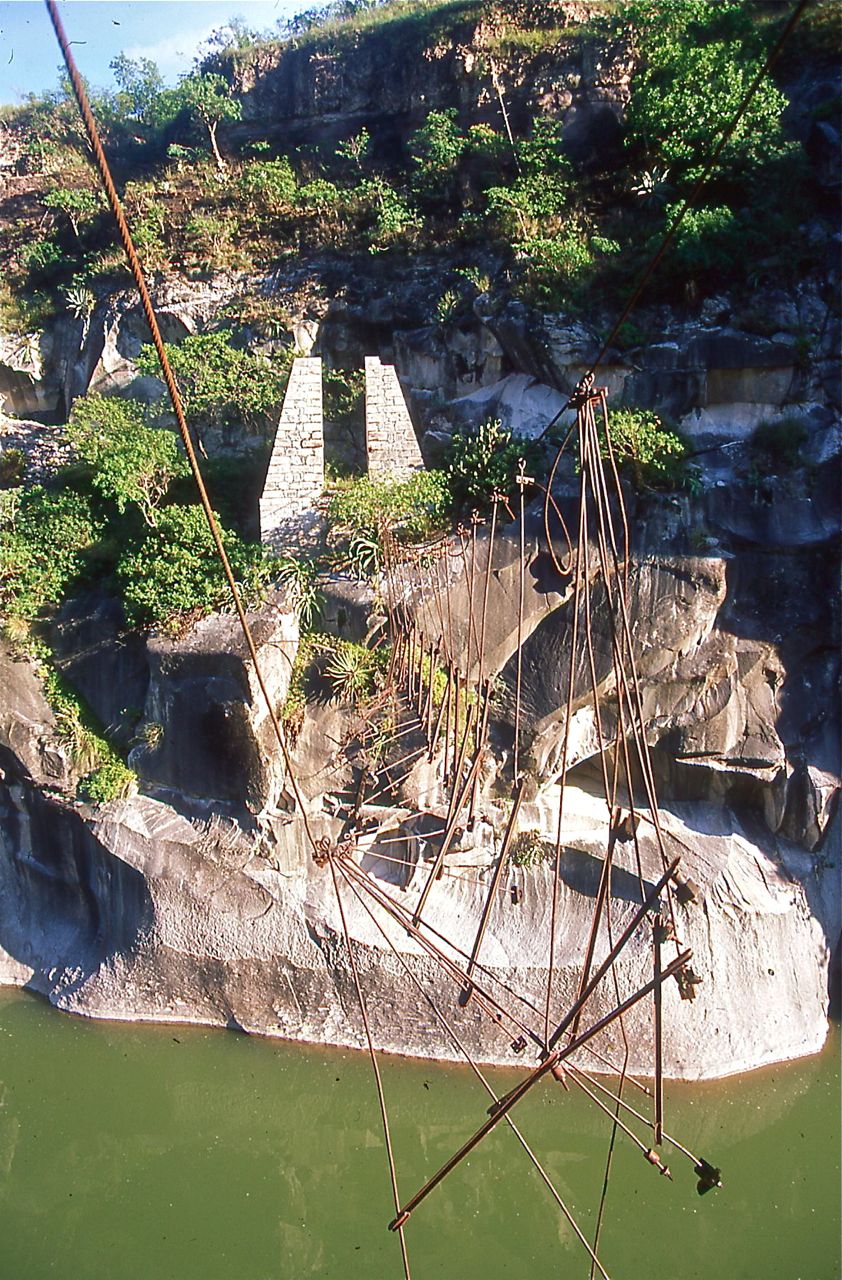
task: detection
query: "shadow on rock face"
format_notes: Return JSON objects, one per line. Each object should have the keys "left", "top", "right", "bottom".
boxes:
{"left": 557, "top": 846, "right": 654, "bottom": 907}
{"left": 0, "top": 776, "right": 154, "bottom": 1004}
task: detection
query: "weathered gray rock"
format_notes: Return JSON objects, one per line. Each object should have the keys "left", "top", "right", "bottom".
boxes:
{"left": 0, "top": 644, "right": 71, "bottom": 789}
{"left": 49, "top": 593, "right": 149, "bottom": 751}
{"left": 129, "top": 593, "right": 299, "bottom": 814}
{"left": 0, "top": 772, "right": 836, "bottom": 1079}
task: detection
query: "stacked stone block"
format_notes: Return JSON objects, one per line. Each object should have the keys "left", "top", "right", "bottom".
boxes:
{"left": 259, "top": 356, "right": 324, "bottom": 549}
{"left": 364, "top": 355, "right": 424, "bottom": 477}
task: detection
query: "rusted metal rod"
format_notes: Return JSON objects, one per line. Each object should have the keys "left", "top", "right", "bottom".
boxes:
{"left": 567, "top": 1066, "right": 700, "bottom": 1167}
{"left": 461, "top": 781, "right": 526, "bottom": 1003}
{"left": 339, "top": 854, "right": 536, "bottom": 1044}
{"left": 390, "top": 949, "right": 691, "bottom": 1229}
{"left": 548, "top": 859, "right": 680, "bottom": 1052}
{"left": 412, "top": 747, "right": 486, "bottom": 926}
{"left": 654, "top": 926, "right": 664, "bottom": 1146}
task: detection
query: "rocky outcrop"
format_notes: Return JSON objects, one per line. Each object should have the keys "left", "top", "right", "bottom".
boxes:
{"left": 0, "top": 764, "right": 836, "bottom": 1079}
{"left": 129, "top": 595, "right": 299, "bottom": 815}
{"left": 0, "top": 511, "right": 838, "bottom": 1077}
{"left": 225, "top": 3, "right": 631, "bottom": 165}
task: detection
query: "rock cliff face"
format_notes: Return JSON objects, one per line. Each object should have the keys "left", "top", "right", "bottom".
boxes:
{"left": 0, "top": 1, "right": 839, "bottom": 1076}
{"left": 0, "top": 498, "right": 838, "bottom": 1077}
{"left": 225, "top": 2, "right": 630, "bottom": 166}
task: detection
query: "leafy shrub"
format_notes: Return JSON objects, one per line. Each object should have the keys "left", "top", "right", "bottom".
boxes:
{"left": 0, "top": 448, "right": 26, "bottom": 487}
{"left": 751, "top": 417, "right": 808, "bottom": 469}
{"left": 601, "top": 407, "right": 689, "bottom": 489}
{"left": 238, "top": 158, "right": 297, "bottom": 210}
{"left": 276, "top": 553, "right": 324, "bottom": 628}
{"left": 0, "top": 486, "right": 101, "bottom": 621}
{"left": 297, "top": 178, "right": 342, "bottom": 212}
{"left": 357, "top": 178, "right": 419, "bottom": 249}
{"left": 80, "top": 757, "right": 137, "bottom": 805}
{"left": 410, "top": 108, "right": 466, "bottom": 199}
{"left": 137, "top": 330, "right": 291, "bottom": 435}
{"left": 43, "top": 186, "right": 102, "bottom": 237}
{"left": 511, "top": 829, "right": 554, "bottom": 868}
{"left": 323, "top": 366, "right": 364, "bottom": 427}
{"left": 445, "top": 420, "right": 537, "bottom": 511}
{"left": 515, "top": 231, "right": 595, "bottom": 306}
{"left": 623, "top": 0, "right": 794, "bottom": 183}
{"left": 116, "top": 503, "right": 273, "bottom": 632}
{"left": 128, "top": 201, "right": 168, "bottom": 268}
{"left": 67, "top": 394, "right": 188, "bottom": 525}
{"left": 21, "top": 236, "right": 63, "bottom": 282}
{"left": 327, "top": 470, "right": 449, "bottom": 548}
{"left": 669, "top": 204, "right": 740, "bottom": 276}
{"left": 183, "top": 212, "right": 240, "bottom": 267}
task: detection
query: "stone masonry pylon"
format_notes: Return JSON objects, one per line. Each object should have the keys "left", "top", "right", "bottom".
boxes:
{"left": 259, "top": 356, "right": 324, "bottom": 549}
{"left": 364, "top": 355, "right": 424, "bottom": 477}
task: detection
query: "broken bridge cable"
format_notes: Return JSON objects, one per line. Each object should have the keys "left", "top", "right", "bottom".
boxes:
{"left": 390, "top": 947, "right": 692, "bottom": 1230}
{"left": 45, "top": 0, "right": 320, "bottom": 858}
{"left": 588, "top": 871, "right": 634, "bottom": 1279}
{"left": 337, "top": 852, "right": 544, "bottom": 1047}
{"left": 567, "top": 1064, "right": 703, "bottom": 1169}
{"left": 544, "top": 424, "right": 589, "bottom": 1048}
{"left": 327, "top": 855, "right": 412, "bottom": 1280}
{"left": 334, "top": 858, "right": 613, "bottom": 1280}
{"left": 533, "top": 0, "right": 814, "bottom": 450}
{"left": 575, "top": 399, "right": 683, "bottom": 940}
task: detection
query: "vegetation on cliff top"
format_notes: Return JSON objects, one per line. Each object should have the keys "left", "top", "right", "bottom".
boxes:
{"left": 0, "top": 0, "right": 832, "bottom": 335}
{"left": 0, "top": 0, "right": 835, "bottom": 777}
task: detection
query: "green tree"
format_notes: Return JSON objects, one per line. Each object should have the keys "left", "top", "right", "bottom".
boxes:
{"left": 67, "top": 394, "right": 188, "bottom": 526}
{"left": 624, "top": 1, "right": 793, "bottom": 185}
{"left": 137, "top": 330, "right": 291, "bottom": 436}
{"left": 410, "top": 108, "right": 466, "bottom": 203}
{"left": 237, "top": 157, "right": 298, "bottom": 211}
{"left": 109, "top": 54, "right": 164, "bottom": 126}
{"left": 167, "top": 72, "right": 242, "bottom": 172}
{"left": 43, "top": 186, "right": 102, "bottom": 238}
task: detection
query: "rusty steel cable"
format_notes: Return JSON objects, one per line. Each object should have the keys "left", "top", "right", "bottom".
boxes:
{"left": 44, "top": 0, "right": 320, "bottom": 857}
{"left": 513, "top": 461, "right": 527, "bottom": 782}
{"left": 544, "top": 425, "right": 589, "bottom": 1047}
{"left": 334, "top": 858, "right": 612, "bottom": 1280}
{"left": 327, "top": 856, "right": 412, "bottom": 1279}
{"left": 338, "top": 853, "right": 541, "bottom": 1048}
{"left": 390, "top": 948, "right": 691, "bottom": 1229}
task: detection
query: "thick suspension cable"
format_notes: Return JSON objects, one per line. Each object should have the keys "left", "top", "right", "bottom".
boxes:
{"left": 45, "top": 0, "right": 319, "bottom": 856}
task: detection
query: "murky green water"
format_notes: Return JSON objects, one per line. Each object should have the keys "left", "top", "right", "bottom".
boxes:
{"left": 0, "top": 990, "right": 838, "bottom": 1280}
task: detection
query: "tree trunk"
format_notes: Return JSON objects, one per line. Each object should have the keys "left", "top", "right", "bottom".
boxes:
{"left": 207, "top": 120, "right": 226, "bottom": 174}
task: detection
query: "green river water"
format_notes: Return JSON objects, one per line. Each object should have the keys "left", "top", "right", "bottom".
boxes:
{"left": 0, "top": 989, "right": 838, "bottom": 1280}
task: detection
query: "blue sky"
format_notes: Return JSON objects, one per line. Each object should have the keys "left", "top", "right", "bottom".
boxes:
{"left": 0, "top": 1, "right": 301, "bottom": 105}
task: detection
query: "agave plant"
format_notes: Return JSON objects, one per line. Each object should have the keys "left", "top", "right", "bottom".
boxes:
{"left": 323, "top": 641, "right": 377, "bottom": 704}
{"left": 275, "top": 554, "right": 324, "bottom": 628}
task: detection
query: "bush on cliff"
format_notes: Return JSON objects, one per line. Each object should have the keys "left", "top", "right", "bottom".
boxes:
{"left": 0, "top": 486, "right": 102, "bottom": 623}
{"left": 326, "top": 470, "right": 449, "bottom": 576}
{"left": 600, "top": 407, "right": 690, "bottom": 490}
{"left": 445, "top": 419, "right": 540, "bottom": 512}
{"left": 137, "top": 330, "right": 293, "bottom": 438}
{"left": 116, "top": 503, "right": 274, "bottom": 633}
{"left": 67, "top": 394, "right": 188, "bottom": 526}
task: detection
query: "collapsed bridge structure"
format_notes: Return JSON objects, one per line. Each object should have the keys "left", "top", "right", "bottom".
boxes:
{"left": 7, "top": 3, "right": 833, "bottom": 1277}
